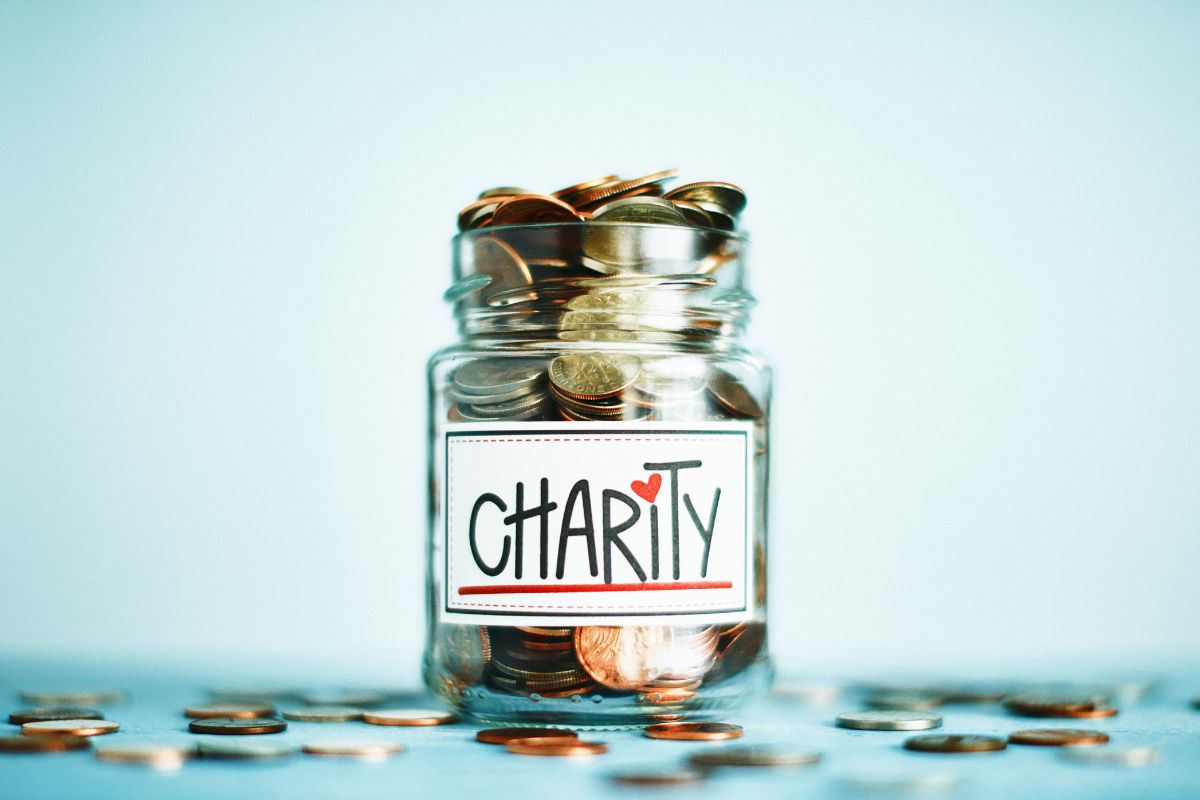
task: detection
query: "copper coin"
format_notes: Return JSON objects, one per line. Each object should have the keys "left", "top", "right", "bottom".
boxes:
{"left": 570, "top": 169, "right": 678, "bottom": 210}
{"left": 1004, "top": 692, "right": 1117, "bottom": 718}
{"left": 185, "top": 702, "right": 276, "bottom": 719}
{"left": 187, "top": 717, "right": 286, "bottom": 735}
{"left": 476, "top": 727, "right": 578, "bottom": 745}
{"left": 504, "top": 737, "right": 608, "bottom": 756}
{"left": 707, "top": 370, "right": 763, "bottom": 419}
{"left": 553, "top": 175, "right": 619, "bottom": 201}
{"left": 361, "top": 709, "right": 457, "bottom": 726}
{"left": 457, "top": 197, "right": 507, "bottom": 231}
{"left": 23, "top": 719, "right": 119, "bottom": 737}
{"left": 644, "top": 722, "right": 743, "bottom": 741}
{"left": 94, "top": 743, "right": 193, "bottom": 768}
{"left": 0, "top": 734, "right": 92, "bottom": 753}
{"left": 611, "top": 769, "right": 707, "bottom": 786}
{"left": 490, "top": 195, "right": 582, "bottom": 227}
{"left": 903, "top": 734, "right": 1007, "bottom": 753}
{"left": 8, "top": 708, "right": 104, "bottom": 725}
{"left": 1008, "top": 728, "right": 1110, "bottom": 747}
{"left": 688, "top": 746, "right": 822, "bottom": 769}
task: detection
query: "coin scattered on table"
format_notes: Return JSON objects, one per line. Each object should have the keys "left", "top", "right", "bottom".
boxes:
{"left": 283, "top": 706, "right": 363, "bottom": 722}
{"left": 475, "top": 727, "right": 578, "bottom": 745}
{"left": 1060, "top": 745, "right": 1160, "bottom": 767}
{"left": 0, "top": 734, "right": 92, "bottom": 753}
{"left": 1008, "top": 728, "right": 1110, "bottom": 747}
{"left": 836, "top": 711, "right": 943, "bottom": 731}
{"left": 184, "top": 702, "right": 276, "bottom": 719}
{"left": 94, "top": 743, "right": 193, "bottom": 769}
{"left": 187, "top": 717, "right": 286, "bottom": 735}
{"left": 643, "top": 721, "right": 743, "bottom": 741}
{"left": 23, "top": 719, "right": 119, "bottom": 737}
{"left": 8, "top": 708, "right": 104, "bottom": 725}
{"left": 865, "top": 692, "right": 945, "bottom": 711}
{"left": 688, "top": 746, "right": 823, "bottom": 769}
{"left": 903, "top": 734, "right": 1007, "bottom": 753}
{"left": 302, "top": 739, "right": 407, "bottom": 759}
{"left": 504, "top": 737, "right": 608, "bottom": 756}
{"left": 197, "top": 740, "right": 295, "bottom": 760}
{"left": 361, "top": 709, "right": 457, "bottom": 726}
{"left": 611, "top": 769, "right": 708, "bottom": 786}
{"left": 1003, "top": 692, "right": 1118, "bottom": 718}
{"left": 19, "top": 690, "right": 124, "bottom": 706}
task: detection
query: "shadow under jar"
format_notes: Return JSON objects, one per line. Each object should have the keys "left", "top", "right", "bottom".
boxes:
{"left": 424, "top": 221, "right": 771, "bottom": 728}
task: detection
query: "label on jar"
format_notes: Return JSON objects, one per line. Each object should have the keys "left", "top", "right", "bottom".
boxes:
{"left": 440, "top": 421, "right": 755, "bottom": 625}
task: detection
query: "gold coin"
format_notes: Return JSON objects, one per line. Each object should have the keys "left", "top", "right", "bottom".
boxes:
{"left": 0, "top": 734, "right": 92, "bottom": 753}
{"left": 662, "top": 182, "right": 748, "bottom": 217}
{"left": 589, "top": 196, "right": 689, "bottom": 226}
{"left": 23, "top": 719, "right": 119, "bottom": 737}
{"left": 361, "top": 709, "right": 458, "bottom": 726}
{"left": 549, "top": 353, "right": 640, "bottom": 400}
{"left": 476, "top": 727, "right": 579, "bottom": 745}
{"left": 19, "top": 690, "right": 124, "bottom": 706}
{"left": 1008, "top": 728, "right": 1110, "bottom": 747}
{"left": 903, "top": 734, "right": 1007, "bottom": 753}
{"left": 185, "top": 702, "right": 276, "bottom": 719}
{"left": 688, "top": 746, "right": 822, "bottom": 769}
{"left": 9, "top": 708, "right": 104, "bottom": 725}
{"left": 490, "top": 194, "right": 582, "bottom": 227}
{"left": 644, "top": 722, "right": 743, "bottom": 741}
{"left": 94, "top": 743, "right": 193, "bottom": 769}
{"left": 282, "top": 706, "right": 364, "bottom": 722}
{"left": 553, "top": 175, "right": 619, "bottom": 201}
{"left": 570, "top": 169, "right": 678, "bottom": 210}
{"left": 302, "top": 739, "right": 406, "bottom": 759}
{"left": 187, "top": 717, "right": 287, "bottom": 735}
{"left": 504, "top": 737, "right": 608, "bottom": 756}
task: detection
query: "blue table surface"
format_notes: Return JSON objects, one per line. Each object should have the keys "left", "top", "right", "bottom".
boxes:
{"left": 1, "top": 656, "right": 1197, "bottom": 799}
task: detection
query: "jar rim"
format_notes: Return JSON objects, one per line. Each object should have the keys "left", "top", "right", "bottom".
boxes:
{"left": 452, "top": 220, "right": 750, "bottom": 246}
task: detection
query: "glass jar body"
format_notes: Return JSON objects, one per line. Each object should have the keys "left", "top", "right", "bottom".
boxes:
{"left": 423, "top": 340, "right": 772, "bottom": 728}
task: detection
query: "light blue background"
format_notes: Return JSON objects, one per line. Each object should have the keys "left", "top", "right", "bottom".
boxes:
{"left": 1, "top": 1, "right": 1197, "bottom": 676}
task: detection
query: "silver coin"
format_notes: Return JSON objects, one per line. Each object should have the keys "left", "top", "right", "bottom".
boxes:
{"left": 282, "top": 706, "right": 363, "bottom": 722}
{"left": 198, "top": 740, "right": 295, "bottom": 760}
{"left": 450, "top": 381, "right": 539, "bottom": 406}
{"left": 1060, "top": 746, "right": 1161, "bottom": 767}
{"left": 836, "top": 710, "right": 943, "bottom": 731}
{"left": 452, "top": 359, "right": 545, "bottom": 396}
{"left": 865, "top": 692, "right": 944, "bottom": 711}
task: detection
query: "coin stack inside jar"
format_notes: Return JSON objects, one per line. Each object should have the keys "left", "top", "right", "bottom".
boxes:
{"left": 430, "top": 171, "right": 770, "bottom": 721}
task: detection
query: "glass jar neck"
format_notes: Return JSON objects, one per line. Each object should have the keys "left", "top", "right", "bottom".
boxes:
{"left": 447, "top": 223, "right": 754, "bottom": 348}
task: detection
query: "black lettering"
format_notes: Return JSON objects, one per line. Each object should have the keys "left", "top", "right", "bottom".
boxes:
{"left": 644, "top": 460, "right": 702, "bottom": 580}
{"left": 556, "top": 480, "right": 598, "bottom": 579}
{"left": 502, "top": 479, "right": 558, "bottom": 580}
{"left": 469, "top": 493, "right": 509, "bottom": 577}
{"left": 602, "top": 489, "right": 646, "bottom": 584}
{"left": 683, "top": 488, "right": 721, "bottom": 578}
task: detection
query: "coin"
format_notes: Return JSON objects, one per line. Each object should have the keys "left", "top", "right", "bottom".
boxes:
{"left": 19, "top": 690, "right": 124, "bottom": 706}
{"left": 574, "top": 626, "right": 717, "bottom": 691}
{"left": 504, "top": 737, "right": 608, "bottom": 756}
{"left": 476, "top": 727, "right": 579, "bottom": 745}
{"left": 662, "top": 182, "right": 748, "bottom": 218}
{"left": 903, "top": 734, "right": 1007, "bottom": 753}
{"left": 0, "top": 734, "right": 92, "bottom": 753}
{"left": 479, "top": 186, "right": 533, "bottom": 200}
{"left": 282, "top": 706, "right": 363, "bottom": 722}
{"left": 1008, "top": 728, "right": 1110, "bottom": 747}
{"left": 569, "top": 169, "right": 678, "bottom": 210}
{"left": 688, "top": 746, "right": 822, "bottom": 769}
{"left": 644, "top": 721, "right": 743, "bottom": 741}
{"left": 549, "top": 353, "right": 640, "bottom": 400}
{"left": 491, "top": 195, "right": 582, "bottom": 227}
{"left": 187, "top": 717, "right": 286, "bottom": 735}
{"left": 836, "top": 711, "right": 943, "bottom": 731}
{"left": 23, "top": 719, "right": 119, "bottom": 737}
{"left": 589, "top": 196, "right": 690, "bottom": 227}
{"left": 185, "top": 702, "right": 276, "bottom": 719}
{"left": 8, "top": 708, "right": 105, "bottom": 725}
{"left": 1004, "top": 692, "right": 1118, "bottom": 718}
{"left": 864, "top": 692, "right": 945, "bottom": 711}
{"left": 611, "top": 769, "right": 707, "bottom": 786}
{"left": 707, "top": 370, "right": 763, "bottom": 419}
{"left": 94, "top": 743, "right": 193, "bottom": 769}
{"left": 302, "top": 739, "right": 406, "bottom": 759}
{"left": 1060, "top": 745, "right": 1160, "bottom": 767}
{"left": 457, "top": 197, "right": 507, "bottom": 231}
{"left": 197, "top": 740, "right": 295, "bottom": 760}
{"left": 361, "top": 709, "right": 458, "bottom": 726}
{"left": 453, "top": 359, "right": 544, "bottom": 397}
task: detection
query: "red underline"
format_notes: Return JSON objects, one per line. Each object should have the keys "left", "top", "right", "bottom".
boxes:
{"left": 458, "top": 581, "right": 732, "bottom": 596}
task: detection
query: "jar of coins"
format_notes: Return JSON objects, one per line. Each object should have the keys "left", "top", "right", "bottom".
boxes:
{"left": 425, "top": 171, "right": 771, "bottom": 727}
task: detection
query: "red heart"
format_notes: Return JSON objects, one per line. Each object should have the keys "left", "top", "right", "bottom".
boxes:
{"left": 631, "top": 473, "right": 662, "bottom": 503}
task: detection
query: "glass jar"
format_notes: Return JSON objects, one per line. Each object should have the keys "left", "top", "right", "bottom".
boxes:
{"left": 424, "top": 221, "right": 771, "bottom": 727}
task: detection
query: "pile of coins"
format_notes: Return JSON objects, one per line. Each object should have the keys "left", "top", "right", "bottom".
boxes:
{"left": 433, "top": 621, "right": 767, "bottom": 705}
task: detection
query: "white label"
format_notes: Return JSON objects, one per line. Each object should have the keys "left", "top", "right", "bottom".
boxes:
{"left": 441, "top": 421, "right": 754, "bottom": 625}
